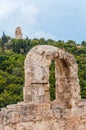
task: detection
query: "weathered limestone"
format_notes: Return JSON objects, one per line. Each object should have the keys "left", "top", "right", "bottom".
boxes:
{"left": 24, "top": 45, "right": 80, "bottom": 108}
{"left": 0, "top": 101, "right": 86, "bottom": 130}
{"left": 0, "top": 45, "right": 86, "bottom": 130}
{"left": 15, "top": 26, "right": 23, "bottom": 39}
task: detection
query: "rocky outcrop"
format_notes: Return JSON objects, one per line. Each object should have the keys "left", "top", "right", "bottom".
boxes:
{"left": 0, "top": 45, "right": 86, "bottom": 130}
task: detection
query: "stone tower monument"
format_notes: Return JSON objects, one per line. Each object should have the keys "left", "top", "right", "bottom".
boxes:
{"left": 15, "top": 26, "right": 23, "bottom": 39}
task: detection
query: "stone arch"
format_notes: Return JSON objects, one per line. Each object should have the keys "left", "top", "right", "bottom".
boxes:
{"left": 24, "top": 45, "right": 80, "bottom": 108}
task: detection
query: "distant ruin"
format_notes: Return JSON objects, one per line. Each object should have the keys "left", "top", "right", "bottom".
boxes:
{"left": 0, "top": 45, "right": 86, "bottom": 130}
{"left": 15, "top": 26, "right": 23, "bottom": 39}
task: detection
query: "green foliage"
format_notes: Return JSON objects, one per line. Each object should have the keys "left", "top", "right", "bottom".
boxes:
{"left": 1, "top": 32, "right": 10, "bottom": 52}
{"left": 0, "top": 50, "right": 24, "bottom": 108}
{"left": 81, "top": 41, "right": 86, "bottom": 47}
{"left": 49, "top": 61, "right": 56, "bottom": 101}
{"left": 0, "top": 37, "right": 86, "bottom": 108}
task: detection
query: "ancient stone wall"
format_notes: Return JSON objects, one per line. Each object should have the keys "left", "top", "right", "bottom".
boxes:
{"left": 0, "top": 45, "right": 86, "bottom": 130}
{"left": 24, "top": 45, "right": 80, "bottom": 108}
{"left": 0, "top": 101, "right": 86, "bottom": 130}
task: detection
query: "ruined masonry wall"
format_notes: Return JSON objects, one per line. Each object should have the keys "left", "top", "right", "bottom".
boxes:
{"left": 0, "top": 45, "right": 86, "bottom": 130}
{"left": 0, "top": 101, "right": 86, "bottom": 130}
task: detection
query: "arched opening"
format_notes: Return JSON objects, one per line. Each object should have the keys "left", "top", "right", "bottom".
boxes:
{"left": 24, "top": 45, "right": 80, "bottom": 107}
{"left": 49, "top": 61, "right": 56, "bottom": 101}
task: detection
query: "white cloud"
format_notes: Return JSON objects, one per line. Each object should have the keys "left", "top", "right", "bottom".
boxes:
{"left": 30, "top": 31, "right": 57, "bottom": 40}
{"left": 0, "top": 1, "right": 39, "bottom": 25}
{"left": 0, "top": 0, "right": 86, "bottom": 42}
{"left": 20, "top": 4, "right": 39, "bottom": 25}
{"left": 20, "top": 4, "right": 39, "bottom": 15}
{"left": 0, "top": 1, "right": 39, "bottom": 37}
{"left": 0, "top": 3, "right": 17, "bottom": 20}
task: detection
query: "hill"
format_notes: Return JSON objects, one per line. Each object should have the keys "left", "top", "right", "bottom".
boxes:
{"left": 0, "top": 35, "right": 86, "bottom": 108}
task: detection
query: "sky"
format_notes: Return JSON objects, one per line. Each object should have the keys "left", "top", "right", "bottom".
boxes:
{"left": 0, "top": 0, "right": 86, "bottom": 43}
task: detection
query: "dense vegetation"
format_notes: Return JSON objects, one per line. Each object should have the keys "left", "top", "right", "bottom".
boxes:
{"left": 0, "top": 33, "right": 86, "bottom": 108}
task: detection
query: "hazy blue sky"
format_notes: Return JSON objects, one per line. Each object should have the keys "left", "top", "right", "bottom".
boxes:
{"left": 0, "top": 0, "right": 86, "bottom": 43}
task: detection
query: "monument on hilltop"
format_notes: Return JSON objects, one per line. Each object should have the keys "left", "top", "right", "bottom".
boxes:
{"left": 15, "top": 26, "right": 23, "bottom": 39}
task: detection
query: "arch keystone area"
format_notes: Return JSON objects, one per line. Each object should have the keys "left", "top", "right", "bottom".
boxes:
{"left": 24, "top": 45, "right": 80, "bottom": 108}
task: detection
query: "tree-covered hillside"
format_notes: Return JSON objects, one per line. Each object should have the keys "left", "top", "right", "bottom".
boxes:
{"left": 0, "top": 34, "right": 86, "bottom": 108}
